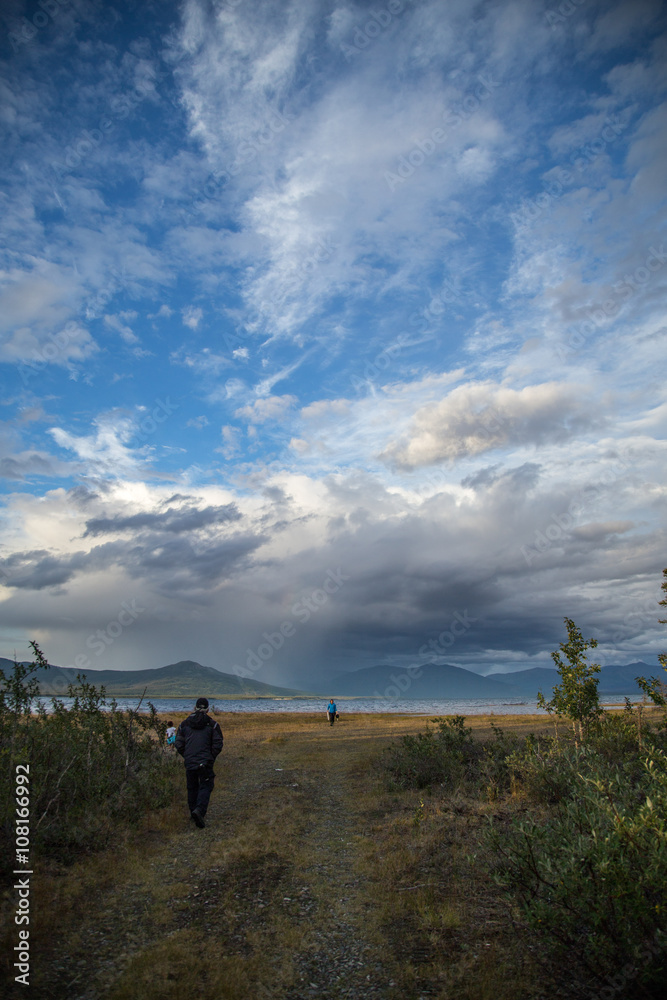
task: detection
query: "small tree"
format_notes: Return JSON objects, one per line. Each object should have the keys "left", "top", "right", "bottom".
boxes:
{"left": 636, "top": 567, "right": 667, "bottom": 714}
{"left": 538, "top": 618, "right": 602, "bottom": 743}
{"left": 0, "top": 639, "right": 48, "bottom": 717}
{"left": 0, "top": 640, "right": 49, "bottom": 785}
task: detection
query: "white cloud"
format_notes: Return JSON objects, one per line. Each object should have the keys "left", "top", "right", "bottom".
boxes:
{"left": 48, "top": 412, "right": 147, "bottom": 478}
{"left": 186, "top": 415, "right": 209, "bottom": 429}
{"left": 235, "top": 394, "right": 297, "bottom": 423}
{"left": 0, "top": 262, "right": 98, "bottom": 366}
{"left": 300, "top": 399, "right": 350, "bottom": 420}
{"left": 168, "top": 0, "right": 518, "bottom": 344}
{"left": 0, "top": 264, "right": 78, "bottom": 335}
{"left": 170, "top": 346, "right": 229, "bottom": 375}
{"left": 1, "top": 321, "right": 98, "bottom": 369}
{"left": 382, "top": 381, "right": 604, "bottom": 469}
{"left": 182, "top": 306, "right": 203, "bottom": 330}
{"left": 219, "top": 424, "right": 241, "bottom": 458}
{"left": 104, "top": 313, "right": 139, "bottom": 345}
{"left": 289, "top": 437, "right": 310, "bottom": 455}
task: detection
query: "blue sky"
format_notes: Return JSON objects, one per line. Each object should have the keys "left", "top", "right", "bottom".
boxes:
{"left": 1, "top": 0, "right": 666, "bottom": 688}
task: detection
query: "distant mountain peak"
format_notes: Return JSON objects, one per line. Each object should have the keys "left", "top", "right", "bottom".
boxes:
{"left": 0, "top": 656, "right": 311, "bottom": 699}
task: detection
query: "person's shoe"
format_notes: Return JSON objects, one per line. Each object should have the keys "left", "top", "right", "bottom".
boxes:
{"left": 191, "top": 808, "right": 206, "bottom": 828}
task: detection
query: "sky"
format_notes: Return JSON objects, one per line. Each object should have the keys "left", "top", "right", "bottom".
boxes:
{"left": 0, "top": 0, "right": 666, "bottom": 690}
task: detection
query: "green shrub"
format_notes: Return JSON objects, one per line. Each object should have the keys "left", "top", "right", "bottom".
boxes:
{"left": 384, "top": 715, "right": 530, "bottom": 795}
{"left": 503, "top": 733, "right": 580, "bottom": 804}
{"left": 634, "top": 568, "right": 667, "bottom": 730}
{"left": 587, "top": 702, "right": 665, "bottom": 764}
{"left": 0, "top": 643, "right": 179, "bottom": 872}
{"left": 489, "top": 746, "right": 667, "bottom": 996}
{"left": 477, "top": 722, "right": 525, "bottom": 800}
{"left": 384, "top": 715, "right": 479, "bottom": 789}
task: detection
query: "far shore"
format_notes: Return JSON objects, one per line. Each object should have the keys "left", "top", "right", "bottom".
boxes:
{"left": 34, "top": 690, "right": 649, "bottom": 701}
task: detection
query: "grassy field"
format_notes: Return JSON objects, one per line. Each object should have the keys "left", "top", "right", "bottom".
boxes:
{"left": 0, "top": 710, "right": 624, "bottom": 999}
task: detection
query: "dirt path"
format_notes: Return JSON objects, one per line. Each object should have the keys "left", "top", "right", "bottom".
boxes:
{"left": 273, "top": 732, "right": 393, "bottom": 999}
{"left": 30, "top": 713, "right": 424, "bottom": 1000}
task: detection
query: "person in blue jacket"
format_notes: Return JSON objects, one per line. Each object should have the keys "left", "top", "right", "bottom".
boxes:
{"left": 327, "top": 698, "right": 337, "bottom": 726}
{"left": 174, "top": 697, "right": 223, "bottom": 828}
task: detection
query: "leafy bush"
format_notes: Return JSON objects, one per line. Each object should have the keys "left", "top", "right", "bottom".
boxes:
{"left": 384, "top": 715, "right": 478, "bottom": 789}
{"left": 0, "top": 643, "right": 179, "bottom": 872}
{"left": 383, "top": 703, "right": 667, "bottom": 995}
{"left": 383, "top": 715, "right": 526, "bottom": 795}
{"left": 502, "top": 733, "right": 577, "bottom": 804}
{"left": 505, "top": 708, "right": 657, "bottom": 807}
{"left": 490, "top": 746, "right": 667, "bottom": 996}
{"left": 588, "top": 701, "right": 663, "bottom": 761}
{"left": 633, "top": 569, "right": 667, "bottom": 728}
{"left": 477, "top": 721, "right": 524, "bottom": 800}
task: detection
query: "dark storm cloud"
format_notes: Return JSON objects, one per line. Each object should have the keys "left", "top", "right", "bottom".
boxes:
{"left": 116, "top": 531, "right": 266, "bottom": 588}
{"left": 461, "top": 464, "right": 504, "bottom": 490}
{"left": 3, "top": 527, "right": 266, "bottom": 595}
{"left": 265, "top": 467, "right": 665, "bottom": 680}
{"left": 67, "top": 485, "right": 101, "bottom": 507}
{"left": 3, "top": 550, "right": 89, "bottom": 590}
{"left": 83, "top": 503, "right": 242, "bottom": 536}
{"left": 263, "top": 485, "right": 292, "bottom": 504}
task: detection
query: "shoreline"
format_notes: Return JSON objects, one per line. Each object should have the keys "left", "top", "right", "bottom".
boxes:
{"left": 31, "top": 693, "right": 651, "bottom": 718}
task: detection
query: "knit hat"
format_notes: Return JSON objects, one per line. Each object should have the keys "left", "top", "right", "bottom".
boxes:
{"left": 195, "top": 697, "right": 209, "bottom": 710}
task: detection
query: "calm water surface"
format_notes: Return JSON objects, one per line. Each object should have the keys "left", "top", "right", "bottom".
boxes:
{"left": 38, "top": 695, "right": 642, "bottom": 716}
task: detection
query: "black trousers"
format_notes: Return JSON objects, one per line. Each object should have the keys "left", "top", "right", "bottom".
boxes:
{"left": 185, "top": 763, "right": 215, "bottom": 816}
{"left": 328, "top": 711, "right": 335, "bottom": 726}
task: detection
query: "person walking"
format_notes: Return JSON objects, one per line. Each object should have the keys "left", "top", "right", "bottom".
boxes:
{"left": 174, "top": 697, "right": 223, "bottom": 829}
{"left": 327, "top": 698, "right": 337, "bottom": 726}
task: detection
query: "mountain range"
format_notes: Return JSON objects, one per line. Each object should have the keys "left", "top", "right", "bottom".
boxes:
{"left": 0, "top": 656, "right": 661, "bottom": 701}
{"left": 0, "top": 658, "right": 308, "bottom": 699}
{"left": 330, "top": 662, "right": 514, "bottom": 699}
{"left": 330, "top": 661, "right": 660, "bottom": 699}
{"left": 486, "top": 662, "right": 660, "bottom": 697}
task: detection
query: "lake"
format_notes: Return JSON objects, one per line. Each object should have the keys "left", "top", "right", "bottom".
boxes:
{"left": 35, "top": 694, "right": 643, "bottom": 716}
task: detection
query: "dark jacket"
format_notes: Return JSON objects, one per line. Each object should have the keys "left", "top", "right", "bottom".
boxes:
{"left": 175, "top": 711, "right": 223, "bottom": 768}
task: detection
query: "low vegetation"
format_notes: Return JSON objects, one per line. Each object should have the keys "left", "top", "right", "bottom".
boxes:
{"left": 0, "top": 641, "right": 179, "bottom": 873}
